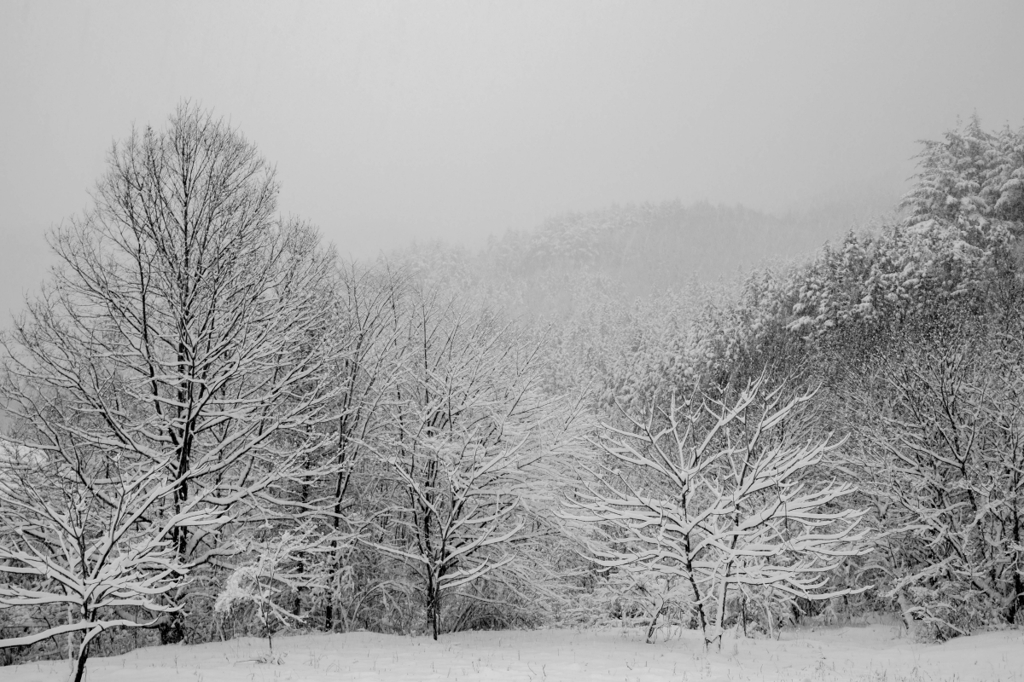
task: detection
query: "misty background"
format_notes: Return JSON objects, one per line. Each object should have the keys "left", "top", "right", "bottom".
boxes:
{"left": 3, "top": 0, "right": 1024, "bottom": 320}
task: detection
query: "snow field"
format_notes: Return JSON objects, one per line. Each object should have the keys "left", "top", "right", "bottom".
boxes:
{"left": 3, "top": 624, "right": 1023, "bottom": 682}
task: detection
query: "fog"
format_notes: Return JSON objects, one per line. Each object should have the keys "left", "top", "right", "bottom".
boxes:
{"left": 2, "top": 0, "right": 1023, "bottom": 320}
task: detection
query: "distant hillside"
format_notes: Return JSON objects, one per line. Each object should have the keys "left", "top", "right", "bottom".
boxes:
{"left": 484, "top": 199, "right": 895, "bottom": 298}
{"left": 383, "top": 197, "right": 900, "bottom": 325}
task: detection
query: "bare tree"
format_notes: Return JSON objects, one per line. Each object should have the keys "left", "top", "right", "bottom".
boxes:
{"left": 844, "top": 335, "right": 1024, "bottom": 637}
{"left": 0, "top": 104, "right": 345, "bottom": 645}
{"left": 0, "top": 443, "right": 219, "bottom": 682}
{"left": 564, "top": 375, "right": 867, "bottom": 648}
{"left": 362, "top": 290, "right": 580, "bottom": 640}
{"left": 316, "top": 262, "right": 405, "bottom": 631}
{"left": 214, "top": 527, "right": 331, "bottom": 655}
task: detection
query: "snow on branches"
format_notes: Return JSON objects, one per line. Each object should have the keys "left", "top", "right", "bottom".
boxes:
{"left": 0, "top": 443, "right": 222, "bottom": 682}
{"left": 214, "top": 528, "right": 333, "bottom": 653}
{"left": 360, "top": 291, "right": 583, "bottom": 639}
{"left": 842, "top": 334, "right": 1024, "bottom": 637}
{"left": 563, "top": 374, "right": 867, "bottom": 647}
{"left": 0, "top": 104, "right": 349, "bottom": 671}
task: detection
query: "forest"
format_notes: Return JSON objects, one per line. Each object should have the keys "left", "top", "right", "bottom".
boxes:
{"left": 2, "top": 105, "right": 1023, "bottom": 681}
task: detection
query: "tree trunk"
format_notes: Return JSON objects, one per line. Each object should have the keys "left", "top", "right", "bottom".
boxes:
{"left": 684, "top": 536, "right": 709, "bottom": 642}
{"left": 158, "top": 611, "right": 185, "bottom": 645}
{"left": 896, "top": 589, "right": 922, "bottom": 640}
{"left": 427, "top": 569, "right": 440, "bottom": 640}
{"left": 429, "top": 592, "right": 440, "bottom": 641}
{"left": 709, "top": 567, "right": 731, "bottom": 650}
{"left": 327, "top": 414, "right": 352, "bottom": 633}
{"left": 645, "top": 601, "right": 667, "bottom": 643}
{"left": 324, "top": 601, "right": 334, "bottom": 633}
{"left": 69, "top": 636, "right": 90, "bottom": 682}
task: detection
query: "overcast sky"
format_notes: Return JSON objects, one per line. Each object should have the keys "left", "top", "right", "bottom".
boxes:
{"left": 2, "top": 1, "right": 1024, "bottom": 320}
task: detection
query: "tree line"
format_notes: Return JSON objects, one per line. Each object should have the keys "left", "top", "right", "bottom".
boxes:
{"left": 1, "top": 106, "right": 1022, "bottom": 680}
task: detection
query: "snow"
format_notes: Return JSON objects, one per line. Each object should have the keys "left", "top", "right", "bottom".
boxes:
{"left": 4, "top": 623, "right": 1023, "bottom": 682}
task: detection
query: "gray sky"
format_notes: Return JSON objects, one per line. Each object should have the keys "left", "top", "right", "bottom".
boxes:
{"left": 2, "top": 1, "right": 1024, "bottom": 320}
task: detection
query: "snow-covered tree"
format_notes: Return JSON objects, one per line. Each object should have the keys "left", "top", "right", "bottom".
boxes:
{"left": 902, "top": 115, "right": 1024, "bottom": 241}
{"left": 362, "top": 290, "right": 581, "bottom": 640}
{"left": 214, "top": 528, "right": 332, "bottom": 653}
{"left": 564, "top": 375, "right": 867, "bottom": 648}
{"left": 0, "top": 443, "right": 220, "bottom": 682}
{"left": 311, "top": 262, "right": 406, "bottom": 631}
{"left": 592, "top": 565, "right": 693, "bottom": 642}
{"left": 842, "top": 333, "right": 1024, "bottom": 637}
{"left": 0, "top": 104, "right": 346, "bottom": 645}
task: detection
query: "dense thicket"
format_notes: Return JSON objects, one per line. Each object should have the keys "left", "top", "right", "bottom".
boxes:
{"left": 672, "top": 117, "right": 1024, "bottom": 638}
{"left": 2, "top": 111, "right": 1023, "bottom": 677}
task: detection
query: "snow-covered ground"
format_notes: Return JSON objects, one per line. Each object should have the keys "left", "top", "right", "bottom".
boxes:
{"left": 4, "top": 623, "right": 1023, "bottom": 681}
